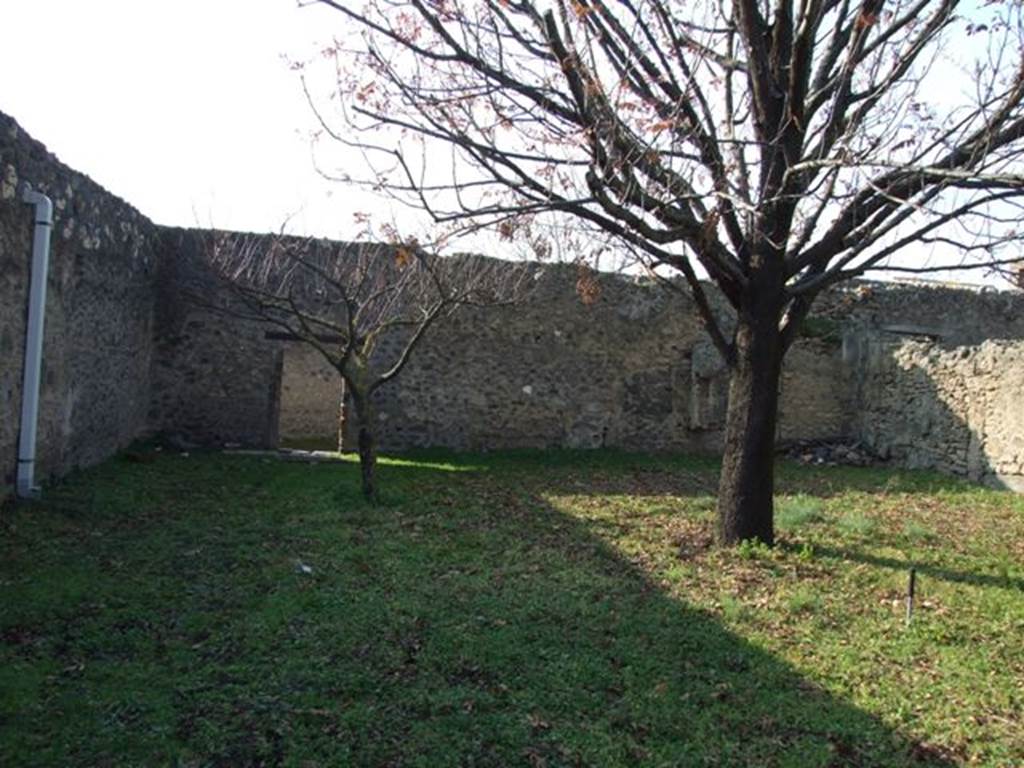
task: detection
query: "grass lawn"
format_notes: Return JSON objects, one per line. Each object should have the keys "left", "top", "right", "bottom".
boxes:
{"left": 1, "top": 449, "right": 1022, "bottom": 767}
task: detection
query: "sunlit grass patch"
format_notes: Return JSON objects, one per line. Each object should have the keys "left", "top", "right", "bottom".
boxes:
{"left": 901, "top": 520, "right": 936, "bottom": 543}
{"left": 719, "top": 594, "right": 754, "bottom": 622}
{"left": 837, "top": 510, "right": 880, "bottom": 537}
{"left": 776, "top": 494, "right": 825, "bottom": 530}
{"left": 786, "top": 587, "right": 824, "bottom": 615}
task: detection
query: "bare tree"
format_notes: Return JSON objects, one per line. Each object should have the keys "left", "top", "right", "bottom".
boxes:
{"left": 207, "top": 232, "right": 524, "bottom": 500}
{"left": 296, "top": 0, "right": 1024, "bottom": 543}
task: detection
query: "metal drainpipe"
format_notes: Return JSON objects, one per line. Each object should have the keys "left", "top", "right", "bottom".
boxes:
{"left": 16, "top": 184, "right": 53, "bottom": 498}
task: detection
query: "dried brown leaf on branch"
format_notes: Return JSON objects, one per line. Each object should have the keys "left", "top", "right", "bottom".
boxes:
{"left": 575, "top": 263, "right": 601, "bottom": 305}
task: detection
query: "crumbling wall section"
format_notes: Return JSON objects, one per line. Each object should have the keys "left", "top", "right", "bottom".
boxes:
{"left": 815, "top": 279, "right": 1024, "bottom": 344}
{"left": 858, "top": 339, "right": 1024, "bottom": 491}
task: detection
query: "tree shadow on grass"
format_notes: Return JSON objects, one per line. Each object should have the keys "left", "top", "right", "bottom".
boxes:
{"left": 0, "top": 453, "right": 959, "bottom": 766}
{"left": 796, "top": 543, "right": 1024, "bottom": 593}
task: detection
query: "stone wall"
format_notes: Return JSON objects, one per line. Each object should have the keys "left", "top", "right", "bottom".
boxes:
{"left": 1, "top": 112, "right": 160, "bottom": 498}
{"left": 3, "top": 109, "right": 1024, "bottom": 498}
{"left": 332, "top": 265, "right": 854, "bottom": 453}
{"left": 814, "top": 280, "right": 1024, "bottom": 345}
{"left": 148, "top": 229, "right": 283, "bottom": 449}
{"left": 858, "top": 339, "right": 1024, "bottom": 491}
{"left": 163, "top": 236, "right": 1019, "bottom": 473}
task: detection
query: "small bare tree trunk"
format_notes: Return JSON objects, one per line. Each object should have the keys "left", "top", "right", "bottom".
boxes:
{"left": 350, "top": 392, "right": 378, "bottom": 502}
{"left": 716, "top": 296, "right": 784, "bottom": 546}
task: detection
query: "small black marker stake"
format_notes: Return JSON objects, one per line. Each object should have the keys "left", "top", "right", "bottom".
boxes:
{"left": 906, "top": 567, "right": 917, "bottom": 626}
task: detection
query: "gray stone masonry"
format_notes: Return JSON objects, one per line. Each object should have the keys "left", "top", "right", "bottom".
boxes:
{"left": 1, "top": 112, "right": 159, "bottom": 496}
{"left": 858, "top": 339, "right": 1024, "bottom": 491}
{"left": 2, "top": 108, "right": 1024, "bottom": 499}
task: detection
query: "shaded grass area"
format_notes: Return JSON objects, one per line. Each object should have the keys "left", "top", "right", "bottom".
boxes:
{"left": 1, "top": 449, "right": 1022, "bottom": 766}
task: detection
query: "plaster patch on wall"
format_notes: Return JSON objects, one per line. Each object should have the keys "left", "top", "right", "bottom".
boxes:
{"left": 1, "top": 164, "right": 17, "bottom": 199}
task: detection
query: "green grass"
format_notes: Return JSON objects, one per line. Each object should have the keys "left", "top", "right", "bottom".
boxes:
{"left": 785, "top": 587, "right": 824, "bottom": 615}
{"left": 2, "top": 449, "right": 1023, "bottom": 767}
{"left": 841, "top": 514, "right": 880, "bottom": 538}
{"left": 902, "top": 520, "right": 936, "bottom": 543}
{"left": 776, "top": 494, "right": 825, "bottom": 530}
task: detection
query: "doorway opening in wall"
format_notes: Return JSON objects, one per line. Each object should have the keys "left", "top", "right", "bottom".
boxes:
{"left": 276, "top": 343, "right": 346, "bottom": 452}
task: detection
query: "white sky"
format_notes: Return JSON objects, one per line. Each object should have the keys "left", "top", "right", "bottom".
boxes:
{"left": 0, "top": 0, "right": 1014, "bottom": 287}
{"left": 1, "top": 1, "right": 356, "bottom": 237}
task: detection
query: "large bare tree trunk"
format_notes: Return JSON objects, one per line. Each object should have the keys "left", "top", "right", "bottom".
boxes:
{"left": 351, "top": 393, "right": 379, "bottom": 502}
{"left": 716, "top": 303, "right": 784, "bottom": 546}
